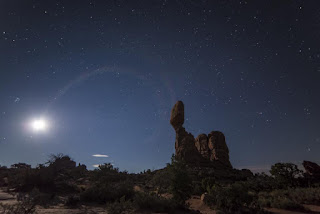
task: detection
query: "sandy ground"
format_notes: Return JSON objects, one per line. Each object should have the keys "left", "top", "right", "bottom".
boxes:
{"left": 0, "top": 189, "right": 16, "bottom": 205}
{"left": 36, "top": 205, "right": 108, "bottom": 214}
{"left": 267, "top": 205, "right": 320, "bottom": 214}
{"left": 304, "top": 205, "right": 320, "bottom": 213}
{"left": 268, "top": 205, "right": 320, "bottom": 214}
{"left": 0, "top": 193, "right": 14, "bottom": 201}
{"left": 187, "top": 196, "right": 216, "bottom": 214}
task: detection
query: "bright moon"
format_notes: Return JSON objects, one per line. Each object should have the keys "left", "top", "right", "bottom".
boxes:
{"left": 31, "top": 119, "right": 48, "bottom": 132}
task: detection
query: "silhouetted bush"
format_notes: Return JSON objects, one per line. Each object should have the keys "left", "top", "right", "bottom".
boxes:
{"left": 258, "top": 190, "right": 305, "bottom": 211}
{"left": 133, "top": 192, "right": 179, "bottom": 213}
{"left": 0, "top": 202, "right": 36, "bottom": 214}
{"left": 192, "top": 181, "right": 203, "bottom": 195}
{"left": 168, "top": 155, "right": 192, "bottom": 206}
{"left": 201, "top": 177, "right": 216, "bottom": 192}
{"left": 270, "top": 163, "right": 303, "bottom": 189}
{"left": 106, "top": 192, "right": 182, "bottom": 214}
{"left": 0, "top": 192, "right": 37, "bottom": 214}
{"left": 65, "top": 195, "right": 80, "bottom": 207}
{"left": 241, "top": 173, "right": 276, "bottom": 193}
{"left": 107, "top": 196, "right": 134, "bottom": 214}
{"left": 6, "top": 154, "right": 85, "bottom": 194}
{"left": 80, "top": 164, "right": 134, "bottom": 205}
{"left": 81, "top": 180, "right": 134, "bottom": 203}
{"left": 287, "top": 187, "right": 320, "bottom": 205}
{"left": 23, "top": 188, "right": 58, "bottom": 207}
{"left": 258, "top": 187, "right": 320, "bottom": 210}
{"left": 149, "top": 167, "right": 172, "bottom": 195}
{"left": 205, "top": 182, "right": 264, "bottom": 213}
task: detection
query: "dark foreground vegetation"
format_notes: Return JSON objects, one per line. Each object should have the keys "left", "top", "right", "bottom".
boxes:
{"left": 0, "top": 154, "right": 320, "bottom": 214}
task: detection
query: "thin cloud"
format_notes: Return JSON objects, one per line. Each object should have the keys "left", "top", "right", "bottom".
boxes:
{"left": 92, "top": 154, "right": 109, "bottom": 158}
{"left": 93, "top": 164, "right": 100, "bottom": 168}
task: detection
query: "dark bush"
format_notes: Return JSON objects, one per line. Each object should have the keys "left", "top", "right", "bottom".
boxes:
{"left": 80, "top": 181, "right": 134, "bottom": 203}
{"left": 201, "top": 177, "right": 216, "bottom": 192}
{"left": 7, "top": 154, "right": 84, "bottom": 194}
{"left": 0, "top": 202, "right": 36, "bottom": 214}
{"left": 149, "top": 168, "right": 172, "bottom": 195}
{"left": 258, "top": 187, "right": 320, "bottom": 210}
{"left": 169, "top": 155, "right": 192, "bottom": 206}
{"left": 133, "top": 192, "right": 179, "bottom": 213}
{"left": 205, "top": 182, "right": 264, "bottom": 213}
{"left": 65, "top": 195, "right": 80, "bottom": 207}
{"left": 242, "top": 173, "right": 276, "bottom": 193}
{"left": 107, "top": 196, "right": 134, "bottom": 214}
{"left": 270, "top": 163, "right": 303, "bottom": 189}
{"left": 0, "top": 192, "right": 37, "bottom": 214}
{"left": 26, "top": 188, "right": 58, "bottom": 207}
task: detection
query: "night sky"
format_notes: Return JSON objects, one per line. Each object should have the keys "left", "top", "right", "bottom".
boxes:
{"left": 1, "top": 0, "right": 320, "bottom": 172}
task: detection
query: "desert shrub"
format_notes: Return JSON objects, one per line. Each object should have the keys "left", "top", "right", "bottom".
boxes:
{"left": 258, "top": 191, "right": 305, "bottom": 211}
{"left": 270, "top": 163, "right": 303, "bottom": 189}
{"left": 107, "top": 196, "right": 134, "bottom": 214}
{"left": 133, "top": 192, "right": 179, "bottom": 213}
{"left": 272, "top": 198, "right": 303, "bottom": 210}
{"left": 288, "top": 187, "right": 320, "bottom": 204}
{"left": 92, "top": 163, "right": 129, "bottom": 184}
{"left": 25, "top": 188, "right": 58, "bottom": 207}
{"left": 258, "top": 187, "right": 320, "bottom": 210}
{"left": 80, "top": 180, "right": 134, "bottom": 203}
{"left": 7, "top": 167, "right": 33, "bottom": 191}
{"left": 80, "top": 185, "right": 103, "bottom": 203}
{"left": 149, "top": 168, "right": 172, "bottom": 195}
{"left": 107, "top": 192, "right": 181, "bottom": 214}
{"left": 7, "top": 166, "right": 78, "bottom": 194}
{"left": 7, "top": 154, "right": 81, "bottom": 194}
{"left": 0, "top": 203, "right": 36, "bottom": 214}
{"left": 168, "top": 155, "right": 192, "bottom": 205}
{"left": 192, "top": 181, "right": 203, "bottom": 195}
{"left": 205, "top": 182, "right": 263, "bottom": 214}
{"left": 201, "top": 177, "right": 216, "bottom": 192}
{"left": 65, "top": 194, "right": 80, "bottom": 207}
{"left": 244, "top": 173, "right": 276, "bottom": 192}
{"left": 0, "top": 192, "right": 37, "bottom": 214}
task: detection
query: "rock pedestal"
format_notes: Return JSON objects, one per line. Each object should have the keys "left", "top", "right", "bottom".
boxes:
{"left": 170, "top": 101, "right": 202, "bottom": 163}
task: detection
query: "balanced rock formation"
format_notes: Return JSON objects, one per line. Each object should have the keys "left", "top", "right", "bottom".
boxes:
{"left": 170, "top": 101, "right": 232, "bottom": 168}
{"left": 170, "top": 101, "right": 203, "bottom": 163}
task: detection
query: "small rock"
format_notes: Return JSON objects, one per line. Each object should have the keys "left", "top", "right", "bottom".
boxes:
{"left": 200, "top": 193, "right": 207, "bottom": 201}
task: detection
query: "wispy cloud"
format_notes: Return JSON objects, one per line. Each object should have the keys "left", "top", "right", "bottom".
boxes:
{"left": 92, "top": 154, "right": 109, "bottom": 158}
{"left": 93, "top": 164, "right": 100, "bottom": 168}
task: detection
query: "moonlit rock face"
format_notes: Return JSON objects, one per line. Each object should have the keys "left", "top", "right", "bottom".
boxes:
{"left": 31, "top": 119, "right": 47, "bottom": 131}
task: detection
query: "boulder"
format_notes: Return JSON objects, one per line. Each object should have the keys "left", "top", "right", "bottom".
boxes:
{"left": 303, "top": 161, "right": 320, "bottom": 177}
{"left": 200, "top": 193, "right": 208, "bottom": 202}
{"left": 170, "top": 101, "right": 184, "bottom": 130}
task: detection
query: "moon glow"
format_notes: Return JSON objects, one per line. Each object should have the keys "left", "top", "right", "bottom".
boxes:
{"left": 31, "top": 119, "right": 48, "bottom": 132}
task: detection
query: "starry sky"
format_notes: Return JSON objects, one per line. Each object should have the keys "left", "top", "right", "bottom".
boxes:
{"left": 1, "top": 0, "right": 320, "bottom": 172}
